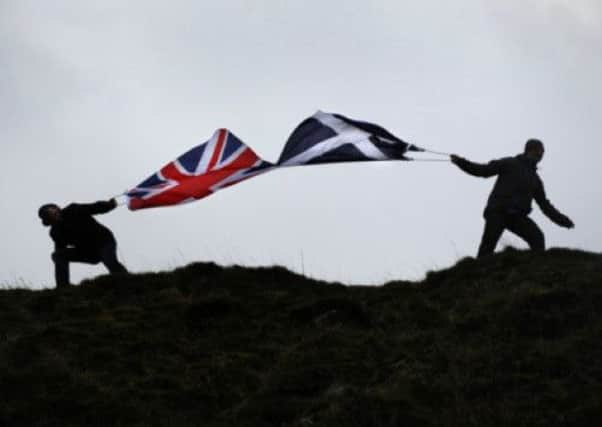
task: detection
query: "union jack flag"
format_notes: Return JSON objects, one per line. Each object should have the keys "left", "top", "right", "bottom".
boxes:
{"left": 126, "top": 129, "right": 273, "bottom": 210}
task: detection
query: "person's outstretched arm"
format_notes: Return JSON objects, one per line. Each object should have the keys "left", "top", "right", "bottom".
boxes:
{"left": 450, "top": 154, "right": 506, "bottom": 178}
{"left": 534, "top": 178, "right": 574, "bottom": 228}
{"left": 70, "top": 199, "right": 117, "bottom": 216}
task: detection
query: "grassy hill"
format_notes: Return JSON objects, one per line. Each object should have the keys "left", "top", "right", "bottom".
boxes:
{"left": 1, "top": 248, "right": 602, "bottom": 427}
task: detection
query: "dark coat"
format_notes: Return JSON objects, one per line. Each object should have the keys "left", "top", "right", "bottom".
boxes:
{"left": 50, "top": 200, "right": 117, "bottom": 251}
{"left": 454, "top": 154, "right": 570, "bottom": 226}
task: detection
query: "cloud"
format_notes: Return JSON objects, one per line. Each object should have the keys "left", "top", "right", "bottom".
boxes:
{"left": 531, "top": 0, "right": 602, "bottom": 35}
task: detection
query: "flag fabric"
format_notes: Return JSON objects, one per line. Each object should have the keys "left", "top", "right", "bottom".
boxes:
{"left": 125, "top": 111, "right": 422, "bottom": 210}
{"left": 277, "top": 111, "right": 423, "bottom": 166}
{"left": 126, "top": 129, "right": 273, "bottom": 210}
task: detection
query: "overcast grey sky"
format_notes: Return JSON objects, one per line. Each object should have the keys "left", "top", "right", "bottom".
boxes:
{"left": 2, "top": 0, "right": 601, "bottom": 288}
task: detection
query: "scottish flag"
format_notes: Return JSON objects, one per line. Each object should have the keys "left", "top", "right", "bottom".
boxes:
{"left": 277, "top": 111, "right": 423, "bottom": 166}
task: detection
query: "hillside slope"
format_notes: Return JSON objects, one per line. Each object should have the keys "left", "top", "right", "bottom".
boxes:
{"left": 1, "top": 248, "right": 601, "bottom": 427}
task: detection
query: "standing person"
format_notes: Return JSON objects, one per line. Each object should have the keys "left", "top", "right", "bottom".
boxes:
{"left": 450, "top": 139, "right": 574, "bottom": 258}
{"left": 38, "top": 199, "right": 128, "bottom": 288}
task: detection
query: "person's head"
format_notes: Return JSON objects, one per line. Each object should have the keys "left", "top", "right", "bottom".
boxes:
{"left": 524, "top": 139, "right": 545, "bottom": 163}
{"left": 38, "top": 204, "right": 62, "bottom": 226}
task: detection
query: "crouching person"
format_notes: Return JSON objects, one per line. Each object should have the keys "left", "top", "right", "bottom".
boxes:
{"left": 38, "top": 199, "right": 127, "bottom": 288}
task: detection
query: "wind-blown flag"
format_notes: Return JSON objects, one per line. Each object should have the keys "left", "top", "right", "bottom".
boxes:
{"left": 126, "top": 129, "right": 273, "bottom": 210}
{"left": 277, "top": 111, "right": 423, "bottom": 166}
{"left": 124, "top": 111, "right": 423, "bottom": 210}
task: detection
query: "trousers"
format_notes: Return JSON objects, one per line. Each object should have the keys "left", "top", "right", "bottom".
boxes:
{"left": 52, "top": 241, "right": 127, "bottom": 287}
{"left": 478, "top": 211, "right": 545, "bottom": 258}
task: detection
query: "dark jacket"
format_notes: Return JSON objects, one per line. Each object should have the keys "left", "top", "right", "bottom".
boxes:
{"left": 50, "top": 200, "right": 117, "bottom": 251}
{"left": 454, "top": 154, "right": 570, "bottom": 225}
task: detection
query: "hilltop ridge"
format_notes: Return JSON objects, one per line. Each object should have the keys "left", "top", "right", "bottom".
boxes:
{"left": 1, "top": 248, "right": 601, "bottom": 426}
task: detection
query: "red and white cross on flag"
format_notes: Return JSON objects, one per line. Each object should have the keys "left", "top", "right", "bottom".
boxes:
{"left": 125, "top": 129, "right": 273, "bottom": 210}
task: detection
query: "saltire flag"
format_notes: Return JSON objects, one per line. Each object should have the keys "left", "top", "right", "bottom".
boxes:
{"left": 277, "top": 111, "right": 423, "bottom": 166}
{"left": 126, "top": 129, "right": 273, "bottom": 210}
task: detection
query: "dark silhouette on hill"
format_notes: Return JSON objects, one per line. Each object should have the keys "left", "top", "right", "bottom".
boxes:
{"left": 451, "top": 139, "right": 574, "bottom": 258}
{"left": 1, "top": 248, "right": 601, "bottom": 426}
{"left": 38, "top": 199, "right": 128, "bottom": 288}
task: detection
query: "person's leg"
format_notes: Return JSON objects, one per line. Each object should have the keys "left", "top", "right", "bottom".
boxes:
{"left": 506, "top": 215, "right": 545, "bottom": 251}
{"left": 99, "top": 241, "right": 128, "bottom": 274}
{"left": 51, "top": 248, "right": 100, "bottom": 288}
{"left": 477, "top": 212, "right": 507, "bottom": 258}
{"left": 51, "top": 249, "right": 70, "bottom": 288}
